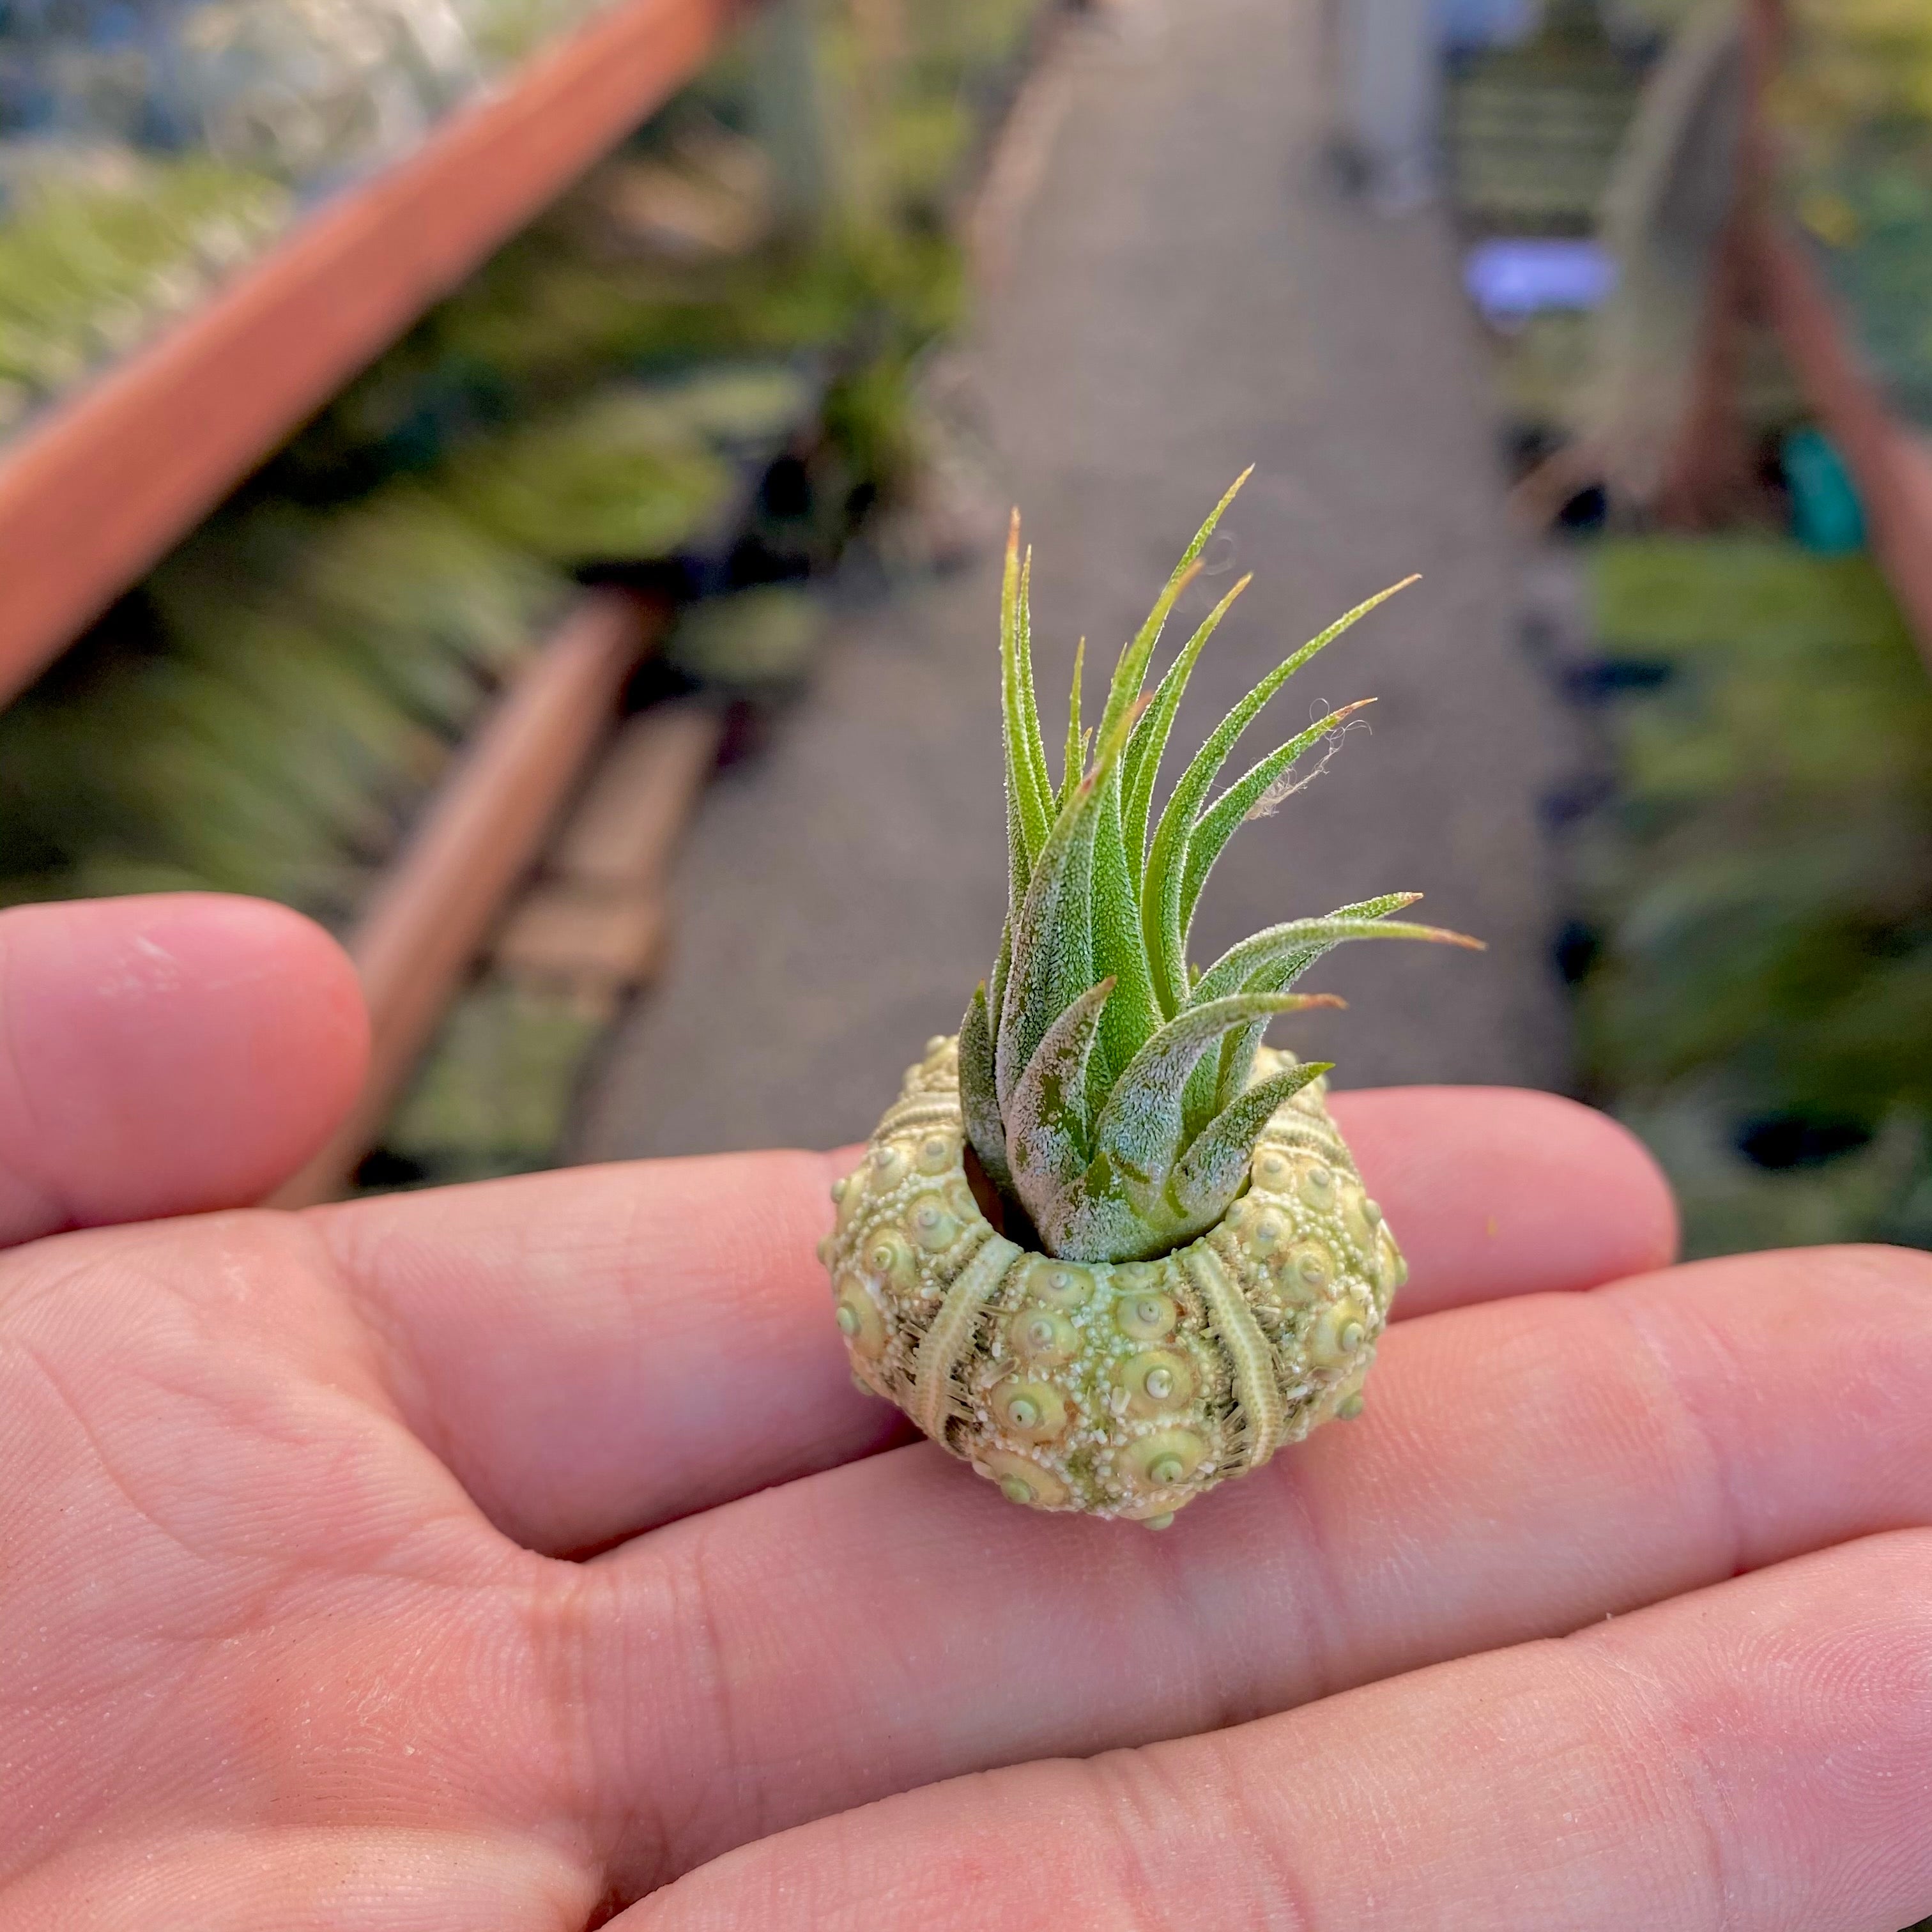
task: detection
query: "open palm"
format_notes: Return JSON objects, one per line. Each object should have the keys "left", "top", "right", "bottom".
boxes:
{"left": 1, "top": 893, "right": 1928, "bottom": 1931}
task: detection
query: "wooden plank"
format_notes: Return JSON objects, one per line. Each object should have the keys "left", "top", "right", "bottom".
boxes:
{"left": 494, "top": 886, "right": 668, "bottom": 993}
{"left": 0, "top": 0, "right": 746, "bottom": 709}
{"left": 270, "top": 590, "right": 657, "bottom": 1206}
{"left": 1759, "top": 225, "right": 1932, "bottom": 670}
{"left": 488, "top": 696, "right": 723, "bottom": 997}
{"left": 548, "top": 698, "right": 724, "bottom": 887}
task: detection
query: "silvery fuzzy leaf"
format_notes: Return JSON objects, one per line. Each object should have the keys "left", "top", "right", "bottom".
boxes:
{"left": 959, "top": 980, "right": 1011, "bottom": 1197}
{"left": 1170, "top": 1059, "right": 1331, "bottom": 1224}
{"left": 1006, "top": 976, "right": 1114, "bottom": 1238}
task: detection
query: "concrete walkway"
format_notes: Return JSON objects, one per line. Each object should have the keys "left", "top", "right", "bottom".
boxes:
{"left": 572, "top": 0, "right": 1577, "bottom": 1163}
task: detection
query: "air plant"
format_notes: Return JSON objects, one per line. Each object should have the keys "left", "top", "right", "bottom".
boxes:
{"left": 820, "top": 476, "right": 1478, "bottom": 1525}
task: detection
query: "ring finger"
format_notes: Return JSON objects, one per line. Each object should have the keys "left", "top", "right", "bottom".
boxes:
{"left": 610, "top": 1528, "right": 1932, "bottom": 1932}
{"left": 571, "top": 1243, "right": 1932, "bottom": 1892}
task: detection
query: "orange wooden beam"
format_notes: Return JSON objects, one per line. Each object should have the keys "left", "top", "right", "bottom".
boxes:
{"left": 1756, "top": 228, "right": 1932, "bottom": 670}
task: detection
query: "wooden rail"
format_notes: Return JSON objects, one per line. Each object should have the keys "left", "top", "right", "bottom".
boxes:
{"left": 1740, "top": 0, "right": 1932, "bottom": 666}
{"left": 270, "top": 590, "right": 660, "bottom": 1206}
{"left": 1758, "top": 226, "right": 1932, "bottom": 666}
{"left": 0, "top": 0, "right": 745, "bottom": 708}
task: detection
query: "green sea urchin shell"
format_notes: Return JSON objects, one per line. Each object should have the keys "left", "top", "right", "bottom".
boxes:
{"left": 822, "top": 1034, "right": 1404, "bottom": 1524}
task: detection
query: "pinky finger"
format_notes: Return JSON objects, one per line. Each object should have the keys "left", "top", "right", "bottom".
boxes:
{"left": 618, "top": 1529, "right": 1932, "bottom": 1932}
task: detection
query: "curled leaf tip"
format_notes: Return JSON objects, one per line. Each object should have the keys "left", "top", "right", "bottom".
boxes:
{"left": 1381, "top": 911, "right": 1483, "bottom": 951}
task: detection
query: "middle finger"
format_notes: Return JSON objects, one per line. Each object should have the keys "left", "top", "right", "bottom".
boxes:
{"left": 567, "top": 1243, "right": 1932, "bottom": 1894}
{"left": 314, "top": 1089, "right": 1673, "bottom": 1555}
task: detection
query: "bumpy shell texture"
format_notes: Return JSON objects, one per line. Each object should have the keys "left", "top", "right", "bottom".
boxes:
{"left": 822, "top": 1038, "right": 1406, "bottom": 1526}
{"left": 825, "top": 476, "right": 1478, "bottom": 1521}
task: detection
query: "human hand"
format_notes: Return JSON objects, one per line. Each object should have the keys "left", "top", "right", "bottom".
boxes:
{"left": 1, "top": 893, "right": 1928, "bottom": 1931}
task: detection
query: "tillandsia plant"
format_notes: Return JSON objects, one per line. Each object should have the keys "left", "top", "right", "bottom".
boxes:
{"left": 820, "top": 474, "right": 1479, "bottom": 1526}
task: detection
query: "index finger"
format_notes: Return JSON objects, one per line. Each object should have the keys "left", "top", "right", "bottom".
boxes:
{"left": 312, "top": 1087, "right": 1675, "bottom": 1557}
{"left": 1330, "top": 1086, "right": 1678, "bottom": 1318}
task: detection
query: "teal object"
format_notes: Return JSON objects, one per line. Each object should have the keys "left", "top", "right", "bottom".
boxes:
{"left": 1783, "top": 426, "right": 1867, "bottom": 555}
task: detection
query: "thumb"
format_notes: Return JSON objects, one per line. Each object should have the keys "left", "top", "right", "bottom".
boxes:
{"left": 0, "top": 894, "right": 369, "bottom": 1246}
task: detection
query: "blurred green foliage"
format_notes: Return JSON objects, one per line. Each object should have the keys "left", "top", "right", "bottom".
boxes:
{"left": 441, "top": 388, "right": 739, "bottom": 565}
{"left": 0, "top": 488, "right": 568, "bottom": 923}
{"left": 0, "top": 148, "right": 289, "bottom": 435}
{"left": 1445, "top": 2, "right": 1641, "bottom": 236}
{"left": 381, "top": 981, "right": 608, "bottom": 1181}
{"left": 1569, "top": 537, "right": 1932, "bottom": 1255}
{"left": 666, "top": 581, "right": 825, "bottom": 694}
{"left": 276, "top": 164, "right": 965, "bottom": 509}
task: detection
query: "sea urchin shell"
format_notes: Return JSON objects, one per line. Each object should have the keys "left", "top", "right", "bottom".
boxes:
{"left": 821, "top": 1034, "right": 1406, "bottom": 1526}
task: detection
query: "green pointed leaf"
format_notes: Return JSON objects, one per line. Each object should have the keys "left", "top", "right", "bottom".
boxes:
{"left": 1096, "top": 466, "right": 1252, "bottom": 743}
{"left": 1170, "top": 1060, "right": 1333, "bottom": 1222}
{"left": 1089, "top": 763, "right": 1162, "bottom": 1106}
{"left": 1144, "top": 702, "right": 1369, "bottom": 1016}
{"left": 1139, "top": 578, "right": 1415, "bottom": 1013}
{"left": 1006, "top": 977, "right": 1113, "bottom": 1234}
{"left": 1177, "top": 696, "right": 1376, "bottom": 941}
{"left": 1016, "top": 546, "right": 1055, "bottom": 839}
{"left": 1000, "top": 515, "right": 1050, "bottom": 890}
{"left": 1208, "top": 1015, "right": 1280, "bottom": 1128}
{"left": 1061, "top": 637, "right": 1086, "bottom": 806}
{"left": 1039, "top": 1166, "right": 1160, "bottom": 1264}
{"left": 1193, "top": 907, "right": 1476, "bottom": 1007}
{"left": 1182, "top": 906, "right": 1417, "bottom": 1142}
{"left": 1090, "top": 991, "right": 1342, "bottom": 1199}
{"left": 1178, "top": 905, "right": 1414, "bottom": 1141}
{"left": 997, "top": 811, "right": 1094, "bottom": 1112}
{"left": 994, "top": 703, "right": 1137, "bottom": 1107}
{"left": 1202, "top": 902, "right": 1480, "bottom": 1114}
{"left": 959, "top": 981, "right": 1013, "bottom": 1196}
{"left": 1120, "top": 573, "right": 1252, "bottom": 893}
{"left": 988, "top": 916, "right": 1012, "bottom": 1055}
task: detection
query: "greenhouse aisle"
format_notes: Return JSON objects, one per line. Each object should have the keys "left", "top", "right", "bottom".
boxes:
{"left": 572, "top": 0, "right": 1578, "bottom": 1162}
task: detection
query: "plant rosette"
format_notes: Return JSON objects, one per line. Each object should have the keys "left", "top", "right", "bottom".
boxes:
{"left": 820, "top": 475, "right": 1478, "bottom": 1526}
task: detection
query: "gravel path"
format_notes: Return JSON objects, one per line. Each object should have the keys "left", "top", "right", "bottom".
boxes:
{"left": 572, "top": 0, "right": 1577, "bottom": 1163}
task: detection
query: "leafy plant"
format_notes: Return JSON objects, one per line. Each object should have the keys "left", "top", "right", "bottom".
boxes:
{"left": 959, "top": 476, "right": 1475, "bottom": 1262}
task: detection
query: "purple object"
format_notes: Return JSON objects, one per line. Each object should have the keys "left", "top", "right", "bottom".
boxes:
{"left": 1462, "top": 239, "right": 1618, "bottom": 323}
